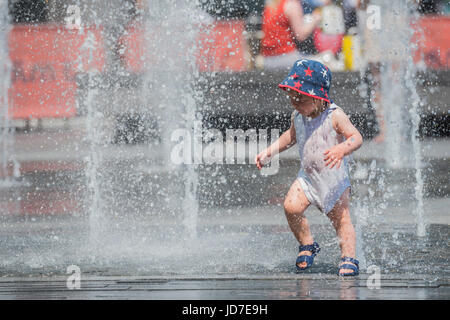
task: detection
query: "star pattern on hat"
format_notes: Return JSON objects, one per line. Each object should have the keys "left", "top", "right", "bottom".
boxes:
{"left": 304, "top": 67, "right": 314, "bottom": 77}
{"left": 279, "top": 59, "right": 332, "bottom": 103}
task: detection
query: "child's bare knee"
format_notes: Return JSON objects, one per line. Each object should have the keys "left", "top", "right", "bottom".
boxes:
{"left": 284, "top": 198, "right": 306, "bottom": 216}
{"left": 328, "top": 209, "right": 352, "bottom": 227}
{"left": 283, "top": 198, "right": 293, "bottom": 214}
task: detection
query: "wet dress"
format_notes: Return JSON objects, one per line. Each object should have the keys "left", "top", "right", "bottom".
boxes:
{"left": 293, "top": 104, "right": 351, "bottom": 214}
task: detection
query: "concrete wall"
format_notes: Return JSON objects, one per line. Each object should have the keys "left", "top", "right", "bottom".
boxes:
{"left": 77, "top": 70, "right": 449, "bottom": 140}
{"left": 199, "top": 70, "right": 449, "bottom": 117}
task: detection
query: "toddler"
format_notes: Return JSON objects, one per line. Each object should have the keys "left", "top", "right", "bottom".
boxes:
{"left": 255, "top": 59, "right": 363, "bottom": 276}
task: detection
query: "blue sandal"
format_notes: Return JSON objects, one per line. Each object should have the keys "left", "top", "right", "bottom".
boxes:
{"left": 338, "top": 257, "right": 359, "bottom": 276}
{"left": 296, "top": 242, "right": 320, "bottom": 272}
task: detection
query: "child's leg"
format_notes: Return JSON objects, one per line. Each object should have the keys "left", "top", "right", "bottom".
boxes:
{"left": 327, "top": 188, "right": 357, "bottom": 275}
{"left": 284, "top": 179, "right": 314, "bottom": 269}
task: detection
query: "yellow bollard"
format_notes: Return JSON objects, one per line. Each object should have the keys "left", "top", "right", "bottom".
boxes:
{"left": 342, "top": 35, "right": 354, "bottom": 71}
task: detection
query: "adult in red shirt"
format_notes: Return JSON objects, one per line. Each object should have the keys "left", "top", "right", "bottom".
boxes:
{"left": 261, "top": 0, "right": 322, "bottom": 69}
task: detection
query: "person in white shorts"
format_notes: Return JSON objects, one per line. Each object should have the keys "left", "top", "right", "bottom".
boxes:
{"left": 255, "top": 59, "right": 363, "bottom": 276}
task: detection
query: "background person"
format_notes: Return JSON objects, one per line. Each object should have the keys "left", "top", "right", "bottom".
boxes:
{"left": 260, "top": 0, "right": 322, "bottom": 70}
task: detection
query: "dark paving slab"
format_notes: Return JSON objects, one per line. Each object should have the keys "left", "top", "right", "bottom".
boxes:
{"left": 0, "top": 220, "right": 448, "bottom": 300}
{"left": 0, "top": 274, "right": 448, "bottom": 300}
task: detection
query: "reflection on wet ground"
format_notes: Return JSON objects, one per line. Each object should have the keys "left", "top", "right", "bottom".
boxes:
{"left": 0, "top": 275, "right": 448, "bottom": 300}
{"left": 1, "top": 217, "right": 449, "bottom": 277}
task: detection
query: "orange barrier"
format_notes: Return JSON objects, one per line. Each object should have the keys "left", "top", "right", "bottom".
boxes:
{"left": 8, "top": 25, "right": 105, "bottom": 119}
{"left": 196, "top": 20, "right": 248, "bottom": 72}
{"left": 119, "top": 20, "right": 248, "bottom": 73}
{"left": 413, "top": 16, "right": 450, "bottom": 69}
{"left": 5, "top": 17, "right": 448, "bottom": 120}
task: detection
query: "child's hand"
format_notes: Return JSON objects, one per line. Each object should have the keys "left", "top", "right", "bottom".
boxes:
{"left": 323, "top": 144, "right": 346, "bottom": 169}
{"left": 255, "top": 149, "right": 271, "bottom": 170}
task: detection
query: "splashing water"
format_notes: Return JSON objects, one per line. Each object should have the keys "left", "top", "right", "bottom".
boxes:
{"left": 360, "top": 1, "right": 426, "bottom": 237}
{"left": 0, "top": 3, "right": 14, "bottom": 186}
{"left": 353, "top": 159, "right": 378, "bottom": 271}
{"left": 80, "top": 31, "right": 105, "bottom": 246}
{"left": 71, "top": 0, "right": 206, "bottom": 252}
{"left": 404, "top": 9, "right": 426, "bottom": 238}
{"left": 140, "top": 0, "right": 206, "bottom": 240}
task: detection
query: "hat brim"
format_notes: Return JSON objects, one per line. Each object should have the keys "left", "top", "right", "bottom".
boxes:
{"left": 278, "top": 84, "right": 331, "bottom": 103}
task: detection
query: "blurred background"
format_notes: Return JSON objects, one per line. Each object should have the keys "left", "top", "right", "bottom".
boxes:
{"left": 4, "top": 0, "right": 449, "bottom": 138}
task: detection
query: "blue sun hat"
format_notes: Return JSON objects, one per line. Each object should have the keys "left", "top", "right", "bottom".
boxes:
{"left": 278, "top": 59, "right": 333, "bottom": 104}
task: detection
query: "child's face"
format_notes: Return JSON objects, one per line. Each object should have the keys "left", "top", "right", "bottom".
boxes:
{"left": 286, "top": 90, "right": 318, "bottom": 116}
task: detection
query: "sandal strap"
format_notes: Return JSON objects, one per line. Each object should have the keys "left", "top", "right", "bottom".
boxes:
{"left": 296, "top": 255, "right": 314, "bottom": 265}
{"left": 341, "top": 257, "right": 359, "bottom": 266}
{"left": 299, "top": 242, "right": 320, "bottom": 255}
{"left": 339, "top": 264, "right": 359, "bottom": 272}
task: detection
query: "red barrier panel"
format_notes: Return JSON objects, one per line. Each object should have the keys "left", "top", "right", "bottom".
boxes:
{"left": 413, "top": 16, "right": 450, "bottom": 69}
{"left": 5, "top": 18, "right": 446, "bottom": 120}
{"left": 8, "top": 25, "right": 105, "bottom": 119}
{"left": 119, "top": 20, "right": 248, "bottom": 73}
{"left": 118, "top": 24, "right": 144, "bottom": 74}
{"left": 196, "top": 20, "right": 248, "bottom": 72}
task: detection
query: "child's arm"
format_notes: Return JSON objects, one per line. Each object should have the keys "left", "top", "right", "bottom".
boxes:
{"left": 255, "top": 112, "right": 297, "bottom": 170}
{"left": 324, "top": 108, "right": 363, "bottom": 169}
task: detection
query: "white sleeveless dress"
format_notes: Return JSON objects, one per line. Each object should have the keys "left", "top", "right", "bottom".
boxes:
{"left": 293, "top": 104, "right": 351, "bottom": 214}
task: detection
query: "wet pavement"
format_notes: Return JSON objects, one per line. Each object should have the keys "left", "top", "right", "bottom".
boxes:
{"left": 0, "top": 273, "right": 448, "bottom": 300}
{"left": 0, "top": 128, "right": 448, "bottom": 299}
